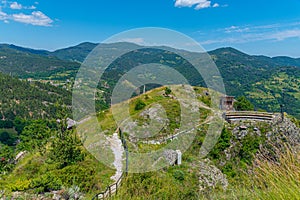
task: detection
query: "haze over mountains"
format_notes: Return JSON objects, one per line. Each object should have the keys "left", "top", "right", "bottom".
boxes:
{"left": 0, "top": 42, "right": 299, "bottom": 118}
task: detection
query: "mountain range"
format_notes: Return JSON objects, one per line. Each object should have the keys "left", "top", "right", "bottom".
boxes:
{"left": 0, "top": 42, "right": 299, "bottom": 118}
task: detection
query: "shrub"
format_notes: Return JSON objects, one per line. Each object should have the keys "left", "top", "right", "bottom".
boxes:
{"left": 209, "top": 128, "right": 232, "bottom": 160}
{"left": 234, "top": 96, "right": 254, "bottom": 111}
{"left": 134, "top": 99, "right": 146, "bottom": 111}
{"left": 239, "top": 134, "right": 262, "bottom": 165}
{"left": 8, "top": 179, "right": 31, "bottom": 191}
{"left": 30, "top": 173, "right": 62, "bottom": 192}
{"left": 165, "top": 87, "right": 172, "bottom": 96}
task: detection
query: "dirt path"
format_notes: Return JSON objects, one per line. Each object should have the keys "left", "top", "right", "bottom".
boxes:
{"left": 106, "top": 132, "right": 124, "bottom": 182}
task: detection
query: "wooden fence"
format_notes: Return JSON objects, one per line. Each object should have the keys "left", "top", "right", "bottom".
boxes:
{"left": 92, "top": 129, "right": 128, "bottom": 200}
{"left": 92, "top": 173, "right": 124, "bottom": 200}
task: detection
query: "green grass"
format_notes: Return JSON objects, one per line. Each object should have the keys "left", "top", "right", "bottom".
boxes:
{"left": 247, "top": 72, "right": 300, "bottom": 118}
{"left": 251, "top": 147, "right": 300, "bottom": 200}
{"left": 0, "top": 150, "right": 114, "bottom": 197}
{"left": 108, "top": 144, "right": 300, "bottom": 200}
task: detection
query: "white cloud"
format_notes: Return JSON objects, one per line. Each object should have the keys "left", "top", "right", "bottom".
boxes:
{"left": 174, "top": 0, "right": 220, "bottom": 10}
{"left": 270, "top": 29, "right": 300, "bottom": 41}
{"left": 224, "top": 26, "right": 250, "bottom": 33}
{"left": 12, "top": 11, "right": 53, "bottom": 26}
{"left": 0, "top": 9, "right": 8, "bottom": 20}
{"left": 27, "top": 5, "right": 36, "bottom": 9}
{"left": 199, "top": 21, "right": 300, "bottom": 46}
{"left": 212, "top": 3, "right": 219, "bottom": 8}
{"left": 9, "top": 1, "right": 36, "bottom": 10}
{"left": 10, "top": 2, "right": 22, "bottom": 10}
{"left": 0, "top": 1, "right": 52, "bottom": 26}
{"left": 195, "top": 1, "right": 210, "bottom": 10}
{"left": 201, "top": 29, "right": 300, "bottom": 45}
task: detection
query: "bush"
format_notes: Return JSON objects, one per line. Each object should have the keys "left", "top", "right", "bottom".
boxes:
{"left": 48, "top": 130, "right": 84, "bottom": 168}
{"left": 17, "top": 120, "right": 51, "bottom": 152}
{"left": 239, "top": 134, "right": 262, "bottom": 165}
{"left": 165, "top": 87, "right": 172, "bottom": 96}
{"left": 0, "top": 120, "right": 13, "bottom": 129}
{"left": 134, "top": 99, "right": 146, "bottom": 111}
{"left": 30, "top": 173, "right": 62, "bottom": 192}
{"left": 234, "top": 96, "right": 254, "bottom": 111}
{"left": 8, "top": 179, "right": 31, "bottom": 191}
{"left": 0, "top": 131, "right": 17, "bottom": 146}
{"left": 209, "top": 128, "right": 232, "bottom": 160}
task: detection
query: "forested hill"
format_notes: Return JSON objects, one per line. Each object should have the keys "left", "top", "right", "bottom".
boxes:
{"left": 0, "top": 72, "right": 71, "bottom": 122}
{"left": 47, "top": 42, "right": 300, "bottom": 68}
{"left": 0, "top": 43, "right": 300, "bottom": 118}
{"left": 0, "top": 44, "right": 80, "bottom": 79}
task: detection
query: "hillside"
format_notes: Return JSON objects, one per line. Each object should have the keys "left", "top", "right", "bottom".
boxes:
{"left": 77, "top": 86, "right": 300, "bottom": 199}
{"left": 0, "top": 43, "right": 300, "bottom": 118}
{"left": 0, "top": 86, "right": 299, "bottom": 199}
{"left": 209, "top": 48, "right": 300, "bottom": 118}
{"left": 0, "top": 72, "right": 71, "bottom": 122}
{"left": 49, "top": 43, "right": 300, "bottom": 118}
{"left": 0, "top": 44, "right": 79, "bottom": 79}
{"left": 51, "top": 42, "right": 98, "bottom": 62}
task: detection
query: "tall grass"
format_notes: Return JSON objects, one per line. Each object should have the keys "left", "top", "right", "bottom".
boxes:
{"left": 252, "top": 146, "right": 300, "bottom": 200}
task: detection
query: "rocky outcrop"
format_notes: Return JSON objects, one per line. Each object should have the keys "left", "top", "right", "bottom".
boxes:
{"left": 198, "top": 159, "right": 228, "bottom": 192}
{"left": 269, "top": 115, "right": 300, "bottom": 147}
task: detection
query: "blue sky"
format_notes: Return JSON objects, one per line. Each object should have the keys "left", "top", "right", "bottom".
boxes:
{"left": 1, "top": 0, "right": 300, "bottom": 57}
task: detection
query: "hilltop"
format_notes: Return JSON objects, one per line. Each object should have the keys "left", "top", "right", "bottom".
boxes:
{"left": 80, "top": 86, "right": 300, "bottom": 199}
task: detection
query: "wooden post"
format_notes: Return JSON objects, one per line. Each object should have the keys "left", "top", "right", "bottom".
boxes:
{"left": 119, "top": 128, "right": 129, "bottom": 175}
{"left": 116, "top": 182, "right": 118, "bottom": 195}
{"left": 125, "top": 149, "right": 129, "bottom": 175}
{"left": 281, "top": 89, "right": 285, "bottom": 122}
{"left": 280, "top": 104, "right": 284, "bottom": 122}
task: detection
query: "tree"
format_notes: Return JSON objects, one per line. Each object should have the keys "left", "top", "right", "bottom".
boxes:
{"left": 18, "top": 120, "right": 51, "bottom": 152}
{"left": 165, "top": 87, "right": 172, "bottom": 96}
{"left": 234, "top": 96, "right": 254, "bottom": 111}
{"left": 0, "top": 120, "right": 13, "bottom": 129}
{"left": 48, "top": 129, "right": 84, "bottom": 168}
{"left": 0, "top": 144, "right": 14, "bottom": 172}
{"left": 13, "top": 117, "right": 28, "bottom": 134}
{"left": 0, "top": 131, "right": 17, "bottom": 146}
{"left": 48, "top": 105, "right": 84, "bottom": 168}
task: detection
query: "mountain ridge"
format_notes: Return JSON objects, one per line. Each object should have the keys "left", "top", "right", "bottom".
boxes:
{"left": 0, "top": 42, "right": 299, "bottom": 118}
{"left": 1, "top": 42, "right": 300, "bottom": 62}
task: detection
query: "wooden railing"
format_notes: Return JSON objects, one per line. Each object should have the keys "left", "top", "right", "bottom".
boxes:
{"left": 225, "top": 111, "right": 275, "bottom": 122}
{"left": 92, "top": 129, "right": 128, "bottom": 200}
{"left": 92, "top": 173, "right": 124, "bottom": 200}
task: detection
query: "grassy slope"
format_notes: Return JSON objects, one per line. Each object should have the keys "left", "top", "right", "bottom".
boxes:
{"left": 0, "top": 149, "right": 115, "bottom": 198}
{"left": 1, "top": 86, "right": 299, "bottom": 199}
{"left": 92, "top": 87, "right": 299, "bottom": 200}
